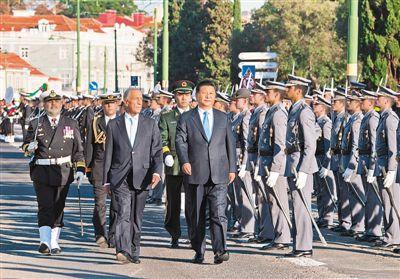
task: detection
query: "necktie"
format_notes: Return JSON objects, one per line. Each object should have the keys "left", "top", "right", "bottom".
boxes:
{"left": 203, "top": 111, "right": 211, "bottom": 141}
{"left": 129, "top": 117, "right": 135, "bottom": 147}
{"left": 51, "top": 118, "right": 57, "bottom": 128}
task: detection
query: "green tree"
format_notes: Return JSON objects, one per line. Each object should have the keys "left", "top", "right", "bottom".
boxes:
{"left": 60, "top": 0, "right": 138, "bottom": 18}
{"left": 360, "top": 0, "right": 400, "bottom": 88}
{"left": 241, "top": 0, "right": 346, "bottom": 87}
{"left": 171, "top": 0, "right": 206, "bottom": 84}
{"left": 201, "top": 0, "right": 233, "bottom": 88}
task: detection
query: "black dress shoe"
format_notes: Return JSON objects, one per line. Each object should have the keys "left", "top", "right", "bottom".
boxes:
{"left": 51, "top": 248, "right": 62, "bottom": 255}
{"left": 260, "top": 242, "right": 289, "bottom": 251}
{"left": 373, "top": 240, "right": 395, "bottom": 248}
{"left": 191, "top": 253, "right": 204, "bottom": 264}
{"left": 131, "top": 256, "right": 141, "bottom": 264}
{"left": 108, "top": 242, "right": 116, "bottom": 248}
{"left": 256, "top": 237, "right": 273, "bottom": 244}
{"left": 38, "top": 243, "right": 51, "bottom": 255}
{"left": 284, "top": 250, "right": 313, "bottom": 257}
{"left": 116, "top": 251, "right": 134, "bottom": 264}
{"left": 393, "top": 248, "right": 400, "bottom": 254}
{"left": 170, "top": 238, "right": 179, "bottom": 249}
{"left": 331, "top": 226, "right": 348, "bottom": 233}
{"left": 214, "top": 251, "right": 229, "bottom": 264}
{"left": 96, "top": 235, "right": 108, "bottom": 248}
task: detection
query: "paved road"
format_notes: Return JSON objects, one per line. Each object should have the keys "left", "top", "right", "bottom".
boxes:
{"left": 0, "top": 141, "right": 399, "bottom": 278}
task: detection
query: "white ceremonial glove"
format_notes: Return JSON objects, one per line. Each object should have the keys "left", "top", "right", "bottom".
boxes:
{"left": 253, "top": 165, "right": 261, "bottom": 181}
{"left": 383, "top": 171, "right": 396, "bottom": 188}
{"left": 164, "top": 155, "right": 174, "bottom": 167}
{"left": 238, "top": 164, "right": 247, "bottom": 179}
{"left": 366, "top": 169, "right": 376, "bottom": 184}
{"left": 295, "top": 171, "right": 308, "bottom": 190}
{"left": 342, "top": 168, "right": 354, "bottom": 183}
{"left": 319, "top": 167, "right": 329, "bottom": 178}
{"left": 27, "top": 141, "right": 38, "bottom": 153}
{"left": 75, "top": 171, "right": 84, "bottom": 183}
{"left": 266, "top": 171, "right": 279, "bottom": 188}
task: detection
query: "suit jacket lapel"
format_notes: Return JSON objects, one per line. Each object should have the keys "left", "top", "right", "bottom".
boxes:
{"left": 132, "top": 114, "right": 145, "bottom": 150}
{"left": 191, "top": 108, "right": 208, "bottom": 141}
{"left": 116, "top": 114, "right": 132, "bottom": 149}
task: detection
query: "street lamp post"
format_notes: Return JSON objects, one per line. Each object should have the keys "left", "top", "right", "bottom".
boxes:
{"left": 153, "top": 8, "right": 158, "bottom": 87}
{"left": 76, "top": 0, "right": 81, "bottom": 93}
{"left": 162, "top": 0, "right": 169, "bottom": 90}
{"left": 114, "top": 26, "right": 119, "bottom": 93}
{"left": 347, "top": 0, "right": 359, "bottom": 82}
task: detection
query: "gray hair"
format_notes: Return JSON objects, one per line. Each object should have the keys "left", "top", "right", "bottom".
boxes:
{"left": 123, "top": 87, "right": 143, "bottom": 101}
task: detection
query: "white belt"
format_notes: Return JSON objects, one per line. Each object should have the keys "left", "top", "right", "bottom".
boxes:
{"left": 36, "top": 156, "right": 71, "bottom": 166}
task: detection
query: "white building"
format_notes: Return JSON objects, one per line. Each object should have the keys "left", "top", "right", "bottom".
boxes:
{"left": 0, "top": 11, "right": 153, "bottom": 95}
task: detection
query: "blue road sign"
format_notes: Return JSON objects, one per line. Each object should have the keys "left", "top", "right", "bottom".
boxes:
{"left": 89, "top": 81, "right": 98, "bottom": 91}
{"left": 241, "top": 65, "right": 256, "bottom": 79}
{"left": 131, "top": 76, "right": 139, "bottom": 87}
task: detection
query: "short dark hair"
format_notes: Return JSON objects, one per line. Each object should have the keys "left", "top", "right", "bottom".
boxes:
{"left": 196, "top": 79, "right": 217, "bottom": 93}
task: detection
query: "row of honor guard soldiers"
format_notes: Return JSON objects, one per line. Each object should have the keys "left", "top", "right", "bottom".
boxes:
{"left": 21, "top": 76, "right": 399, "bottom": 257}
{"left": 225, "top": 77, "right": 400, "bottom": 256}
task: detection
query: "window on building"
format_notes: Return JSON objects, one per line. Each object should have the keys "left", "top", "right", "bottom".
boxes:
{"left": 20, "top": 47, "right": 29, "bottom": 58}
{"left": 59, "top": 47, "right": 67, "bottom": 60}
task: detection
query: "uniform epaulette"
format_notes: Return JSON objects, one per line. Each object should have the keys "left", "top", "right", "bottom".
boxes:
{"left": 390, "top": 110, "right": 399, "bottom": 120}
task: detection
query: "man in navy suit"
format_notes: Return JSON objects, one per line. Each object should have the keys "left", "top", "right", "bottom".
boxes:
{"left": 103, "top": 88, "right": 163, "bottom": 264}
{"left": 176, "top": 79, "right": 236, "bottom": 264}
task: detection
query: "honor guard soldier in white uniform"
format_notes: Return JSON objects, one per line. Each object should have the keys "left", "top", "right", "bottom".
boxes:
{"left": 22, "top": 89, "right": 85, "bottom": 255}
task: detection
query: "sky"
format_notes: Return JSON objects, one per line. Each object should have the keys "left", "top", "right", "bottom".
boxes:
{"left": 135, "top": 0, "right": 265, "bottom": 14}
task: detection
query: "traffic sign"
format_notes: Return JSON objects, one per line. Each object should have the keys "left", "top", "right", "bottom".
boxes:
{"left": 241, "top": 65, "right": 256, "bottom": 79}
{"left": 238, "top": 52, "right": 277, "bottom": 60}
{"left": 131, "top": 76, "right": 139, "bottom": 87}
{"left": 89, "top": 81, "right": 98, "bottom": 91}
{"left": 238, "top": 71, "right": 278, "bottom": 80}
{"left": 238, "top": 61, "right": 278, "bottom": 70}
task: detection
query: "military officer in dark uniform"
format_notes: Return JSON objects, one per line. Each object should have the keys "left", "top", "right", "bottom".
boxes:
{"left": 77, "top": 94, "right": 95, "bottom": 145}
{"left": 85, "top": 93, "right": 120, "bottom": 248}
{"left": 22, "top": 89, "right": 85, "bottom": 255}
{"left": 159, "top": 80, "right": 194, "bottom": 248}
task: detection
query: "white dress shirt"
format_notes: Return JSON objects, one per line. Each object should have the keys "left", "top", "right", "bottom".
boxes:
{"left": 177, "top": 107, "right": 190, "bottom": 115}
{"left": 197, "top": 107, "right": 214, "bottom": 135}
{"left": 47, "top": 114, "right": 61, "bottom": 127}
{"left": 105, "top": 114, "right": 116, "bottom": 126}
{"left": 125, "top": 113, "right": 139, "bottom": 147}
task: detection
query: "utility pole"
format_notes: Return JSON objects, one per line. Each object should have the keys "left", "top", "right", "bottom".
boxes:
{"left": 347, "top": 0, "right": 359, "bottom": 82}
{"left": 153, "top": 8, "right": 158, "bottom": 87}
{"left": 114, "top": 26, "right": 119, "bottom": 93}
{"left": 161, "top": 0, "right": 169, "bottom": 90}
{"left": 103, "top": 45, "right": 107, "bottom": 94}
{"left": 88, "top": 41, "right": 91, "bottom": 93}
{"left": 76, "top": 0, "right": 81, "bottom": 93}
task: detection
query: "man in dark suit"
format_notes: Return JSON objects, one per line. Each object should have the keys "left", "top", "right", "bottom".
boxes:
{"left": 103, "top": 88, "right": 163, "bottom": 264}
{"left": 176, "top": 79, "right": 236, "bottom": 264}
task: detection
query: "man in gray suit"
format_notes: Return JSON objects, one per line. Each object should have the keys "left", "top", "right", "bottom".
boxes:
{"left": 356, "top": 89, "right": 381, "bottom": 242}
{"left": 284, "top": 74, "right": 318, "bottom": 257}
{"left": 103, "top": 88, "right": 163, "bottom": 264}
{"left": 373, "top": 86, "right": 399, "bottom": 248}
{"left": 176, "top": 79, "right": 236, "bottom": 264}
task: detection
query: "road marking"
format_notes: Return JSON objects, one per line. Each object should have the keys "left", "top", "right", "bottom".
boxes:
{"left": 283, "top": 257, "right": 326, "bottom": 267}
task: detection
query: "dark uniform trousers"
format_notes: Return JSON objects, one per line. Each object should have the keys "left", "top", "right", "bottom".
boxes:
{"left": 185, "top": 178, "right": 228, "bottom": 256}
{"left": 34, "top": 182, "right": 69, "bottom": 228}
{"left": 114, "top": 178, "right": 148, "bottom": 257}
{"left": 92, "top": 182, "right": 117, "bottom": 243}
{"left": 164, "top": 175, "right": 184, "bottom": 240}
